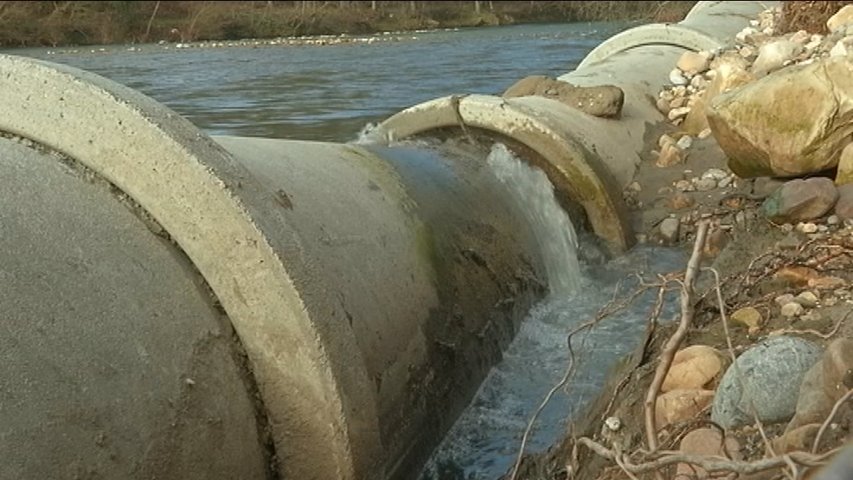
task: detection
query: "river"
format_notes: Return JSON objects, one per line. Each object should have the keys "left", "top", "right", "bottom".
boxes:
{"left": 4, "top": 22, "right": 686, "bottom": 479}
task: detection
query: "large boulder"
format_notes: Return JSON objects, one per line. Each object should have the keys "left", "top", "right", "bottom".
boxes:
{"left": 503, "top": 75, "right": 624, "bottom": 118}
{"left": 707, "top": 57, "right": 853, "bottom": 178}
{"left": 711, "top": 336, "right": 822, "bottom": 429}
{"left": 828, "top": 5, "right": 853, "bottom": 32}
{"left": 761, "top": 177, "right": 839, "bottom": 223}
{"left": 837, "top": 142, "right": 853, "bottom": 185}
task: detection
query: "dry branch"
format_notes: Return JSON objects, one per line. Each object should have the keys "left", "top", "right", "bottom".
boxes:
{"left": 644, "top": 221, "right": 710, "bottom": 451}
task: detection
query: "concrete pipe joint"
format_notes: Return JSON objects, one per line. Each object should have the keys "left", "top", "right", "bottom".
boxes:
{"left": 0, "top": 55, "right": 546, "bottom": 479}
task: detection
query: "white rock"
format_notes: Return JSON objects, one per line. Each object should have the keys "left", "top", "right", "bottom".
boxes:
{"left": 752, "top": 40, "right": 804, "bottom": 75}
{"left": 675, "top": 180, "right": 693, "bottom": 192}
{"left": 659, "top": 134, "right": 676, "bottom": 148}
{"left": 702, "top": 168, "right": 729, "bottom": 181}
{"left": 829, "top": 37, "right": 851, "bottom": 57}
{"left": 737, "top": 27, "right": 758, "bottom": 43}
{"left": 676, "top": 135, "right": 693, "bottom": 150}
{"left": 670, "top": 69, "right": 689, "bottom": 86}
{"left": 698, "top": 128, "right": 713, "bottom": 139}
{"left": 775, "top": 293, "right": 796, "bottom": 307}
{"left": 604, "top": 416, "right": 622, "bottom": 431}
{"left": 718, "top": 176, "right": 733, "bottom": 188}
{"left": 828, "top": 215, "right": 840, "bottom": 225}
{"left": 797, "top": 222, "right": 819, "bottom": 234}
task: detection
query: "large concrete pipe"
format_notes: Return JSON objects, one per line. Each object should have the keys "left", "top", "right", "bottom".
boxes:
{"left": 0, "top": 55, "right": 545, "bottom": 479}
{"left": 369, "top": 1, "right": 773, "bottom": 254}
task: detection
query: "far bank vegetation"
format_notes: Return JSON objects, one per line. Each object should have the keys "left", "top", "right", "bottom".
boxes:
{"left": 0, "top": 1, "right": 696, "bottom": 48}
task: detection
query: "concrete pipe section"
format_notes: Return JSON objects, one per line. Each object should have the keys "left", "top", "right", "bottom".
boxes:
{"left": 0, "top": 55, "right": 545, "bottom": 479}
{"left": 369, "top": 1, "right": 773, "bottom": 254}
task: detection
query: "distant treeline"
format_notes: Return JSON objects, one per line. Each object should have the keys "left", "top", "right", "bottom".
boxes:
{"left": 0, "top": 1, "right": 697, "bottom": 47}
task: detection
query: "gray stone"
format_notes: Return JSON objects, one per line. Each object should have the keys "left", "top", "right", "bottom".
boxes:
{"left": 762, "top": 178, "right": 839, "bottom": 223}
{"left": 670, "top": 69, "right": 689, "bottom": 86}
{"left": 660, "top": 218, "right": 680, "bottom": 243}
{"left": 711, "top": 336, "right": 823, "bottom": 429}
{"left": 695, "top": 177, "right": 718, "bottom": 191}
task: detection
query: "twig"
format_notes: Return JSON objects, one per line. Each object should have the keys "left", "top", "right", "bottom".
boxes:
{"left": 811, "top": 389, "right": 853, "bottom": 454}
{"left": 576, "top": 437, "right": 838, "bottom": 475}
{"left": 706, "top": 267, "right": 780, "bottom": 462}
{"left": 770, "top": 309, "right": 851, "bottom": 340}
{"left": 644, "top": 221, "right": 709, "bottom": 451}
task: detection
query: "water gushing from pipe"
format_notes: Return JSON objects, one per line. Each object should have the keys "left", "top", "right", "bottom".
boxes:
{"left": 486, "top": 143, "right": 581, "bottom": 296}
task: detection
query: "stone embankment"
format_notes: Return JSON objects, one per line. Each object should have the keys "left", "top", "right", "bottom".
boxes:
{"left": 515, "top": 5, "right": 853, "bottom": 480}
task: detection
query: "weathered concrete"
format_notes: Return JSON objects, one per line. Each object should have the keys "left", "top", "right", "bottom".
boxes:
{"left": 0, "top": 54, "right": 543, "bottom": 479}
{"left": 578, "top": 2, "right": 773, "bottom": 69}
{"left": 368, "top": 94, "right": 634, "bottom": 253}
{"left": 0, "top": 135, "right": 269, "bottom": 480}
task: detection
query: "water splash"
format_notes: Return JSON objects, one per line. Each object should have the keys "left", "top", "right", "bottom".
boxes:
{"left": 486, "top": 143, "right": 581, "bottom": 296}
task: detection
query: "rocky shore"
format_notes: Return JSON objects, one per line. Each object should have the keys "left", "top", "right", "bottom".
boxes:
{"left": 510, "top": 4, "right": 853, "bottom": 480}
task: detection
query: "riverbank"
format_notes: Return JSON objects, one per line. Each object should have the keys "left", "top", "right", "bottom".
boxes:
{"left": 0, "top": 1, "right": 695, "bottom": 48}
{"left": 511, "top": 3, "right": 853, "bottom": 479}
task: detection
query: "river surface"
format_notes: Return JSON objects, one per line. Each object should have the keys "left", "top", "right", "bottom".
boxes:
{"left": 4, "top": 22, "right": 633, "bottom": 142}
{"left": 5, "top": 22, "right": 686, "bottom": 479}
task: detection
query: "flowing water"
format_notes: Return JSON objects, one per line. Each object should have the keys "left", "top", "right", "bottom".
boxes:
{"left": 418, "top": 144, "right": 684, "bottom": 479}
{"left": 4, "top": 22, "right": 687, "bottom": 478}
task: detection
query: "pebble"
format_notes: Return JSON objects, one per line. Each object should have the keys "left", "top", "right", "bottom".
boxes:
{"left": 676, "top": 135, "right": 693, "bottom": 150}
{"left": 675, "top": 179, "right": 694, "bottom": 192}
{"left": 695, "top": 177, "right": 717, "bottom": 192}
{"left": 698, "top": 128, "right": 713, "bottom": 139}
{"left": 660, "top": 218, "right": 680, "bottom": 243}
{"left": 827, "top": 215, "right": 840, "bottom": 225}
{"left": 795, "top": 291, "right": 819, "bottom": 308}
{"left": 627, "top": 181, "right": 642, "bottom": 192}
{"left": 780, "top": 223, "right": 795, "bottom": 233}
{"left": 669, "top": 68, "right": 689, "bottom": 86}
{"left": 775, "top": 293, "right": 796, "bottom": 307}
{"left": 667, "top": 106, "right": 691, "bottom": 121}
{"left": 718, "top": 176, "right": 733, "bottom": 188}
{"left": 781, "top": 302, "right": 805, "bottom": 317}
{"left": 658, "top": 134, "right": 676, "bottom": 148}
{"left": 702, "top": 168, "right": 729, "bottom": 181}
{"left": 797, "top": 222, "right": 819, "bottom": 233}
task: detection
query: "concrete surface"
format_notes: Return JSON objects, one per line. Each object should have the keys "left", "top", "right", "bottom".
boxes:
{"left": 1, "top": 54, "right": 544, "bottom": 480}
{"left": 578, "top": 1, "right": 776, "bottom": 69}
{"left": 368, "top": 94, "right": 635, "bottom": 254}
{"left": 0, "top": 135, "right": 269, "bottom": 480}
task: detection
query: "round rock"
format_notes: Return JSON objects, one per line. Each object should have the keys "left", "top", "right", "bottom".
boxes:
{"left": 711, "top": 336, "right": 823, "bottom": 429}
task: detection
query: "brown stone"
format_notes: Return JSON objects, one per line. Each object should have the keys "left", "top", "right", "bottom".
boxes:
{"left": 822, "top": 338, "right": 853, "bottom": 402}
{"left": 774, "top": 266, "right": 820, "bottom": 287}
{"left": 787, "top": 361, "right": 834, "bottom": 432}
{"left": 681, "top": 56, "right": 754, "bottom": 135}
{"left": 676, "top": 428, "right": 741, "bottom": 479}
{"left": 503, "top": 75, "right": 624, "bottom": 118}
{"left": 731, "top": 307, "right": 762, "bottom": 335}
{"left": 662, "top": 346, "right": 724, "bottom": 393}
{"left": 666, "top": 192, "right": 694, "bottom": 210}
{"left": 836, "top": 184, "right": 853, "bottom": 220}
{"left": 707, "top": 57, "right": 853, "bottom": 178}
{"left": 655, "top": 389, "right": 715, "bottom": 431}
{"left": 761, "top": 178, "right": 839, "bottom": 223}
{"left": 774, "top": 423, "right": 821, "bottom": 453}
{"left": 677, "top": 51, "right": 711, "bottom": 76}
{"left": 656, "top": 143, "right": 684, "bottom": 168}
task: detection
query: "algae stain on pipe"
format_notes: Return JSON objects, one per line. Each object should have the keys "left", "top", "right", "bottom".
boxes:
{"left": 486, "top": 143, "right": 581, "bottom": 296}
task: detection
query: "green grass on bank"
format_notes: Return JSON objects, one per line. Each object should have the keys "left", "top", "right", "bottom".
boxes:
{"left": 0, "top": 1, "right": 696, "bottom": 48}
